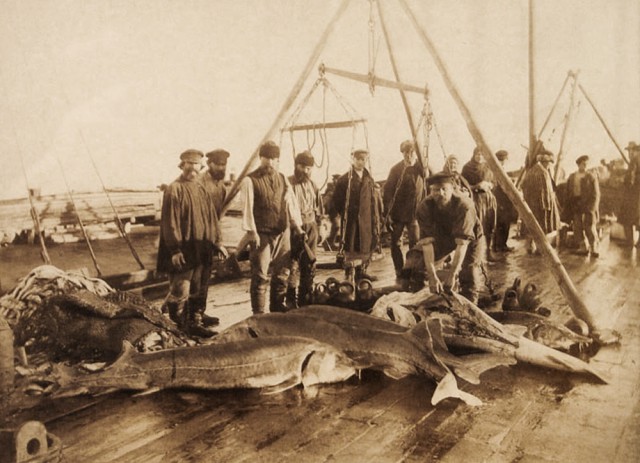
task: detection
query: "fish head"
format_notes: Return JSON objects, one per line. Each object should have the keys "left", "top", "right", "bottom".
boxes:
{"left": 301, "top": 346, "right": 356, "bottom": 387}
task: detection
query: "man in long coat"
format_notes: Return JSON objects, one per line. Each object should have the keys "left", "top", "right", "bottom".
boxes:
{"left": 383, "top": 140, "right": 424, "bottom": 277}
{"left": 564, "top": 155, "right": 600, "bottom": 257}
{"left": 332, "top": 149, "right": 382, "bottom": 280}
{"left": 157, "top": 149, "right": 221, "bottom": 337}
{"left": 618, "top": 141, "right": 640, "bottom": 246}
{"left": 520, "top": 150, "right": 561, "bottom": 254}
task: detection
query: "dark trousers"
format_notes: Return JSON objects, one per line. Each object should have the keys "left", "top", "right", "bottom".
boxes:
{"left": 494, "top": 218, "right": 512, "bottom": 250}
{"left": 389, "top": 219, "right": 420, "bottom": 274}
{"left": 289, "top": 221, "right": 318, "bottom": 305}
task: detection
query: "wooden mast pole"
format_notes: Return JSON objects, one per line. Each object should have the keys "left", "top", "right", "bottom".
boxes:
{"left": 578, "top": 83, "right": 630, "bottom": 165}
{"left": 528, "top": 0, "right": 536, "bottom": 158}
{"left": 398, "top": 0, "right": 608, "bottom": 338}
{"left": 376, "top": 0, "right": 426, "bottom": 172}
{"left": 554, "top": 70, "right": 579, "bottom": 181}
{"left": 220, "top": 0, "right": 352, "bottom": 216}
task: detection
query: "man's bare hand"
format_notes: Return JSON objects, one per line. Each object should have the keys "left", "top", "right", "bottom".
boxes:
{"left": 171, "top": 252, "right": 186, "bottom": 269}
{"left": 428, "top": 275, "right": 444, "bottom": 294}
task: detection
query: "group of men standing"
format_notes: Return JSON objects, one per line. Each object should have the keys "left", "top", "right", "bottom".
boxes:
{"left": 156, "top": 137, "right": 617, "bottom": 337}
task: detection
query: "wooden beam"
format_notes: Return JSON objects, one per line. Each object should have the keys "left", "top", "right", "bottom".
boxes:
{"left": 220, "top": 0, "right": 352, "bottom": 216}
{"left": 528, "top": 0, "right": 536, "bottom": 155}
{"left": 323, "top": 66, "right": 426, "bottom": 95}
{"left": 398, "top": 0, "right": 607, "bottom": 338}
{"left": 376, "top": 0, "right": 426, "bottom": 172}
{"left": 578, "top": 83, "right": 630, "bottom": 165}
{"left": 554, "top": 71, "right": 579, "bottom": 181}
{"left": 281, "top": 119, "right": 366, "bottom": 132}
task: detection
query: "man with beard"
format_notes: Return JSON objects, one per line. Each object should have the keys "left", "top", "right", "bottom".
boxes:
{"left": 443, "top": 154, "right": 472, "bottom": 197}
{"left": 383, "top": 140, "right": 424, "bottom": 278}
{"left": 240, "top": 140, "right": 303, "bottom": 313}
{"left": 287, "top": 151, "right": 321, "bottom": 307}
{"left": 194, "top": 148, "right": 231, "bottom": 327}
{"left": 462, "top": 146, "right": 497, "bottom": 260}
{"left": 332, "top": 149, "right": 382, "bottom": 281}
{"left": 414, "top": 172, "right": 485, "bottom": 304}
{"left": 157, "top": 149, "right": 221, "bottom": 338}
{"left": 200, "top": 149, "right": 230, "bottom": 216}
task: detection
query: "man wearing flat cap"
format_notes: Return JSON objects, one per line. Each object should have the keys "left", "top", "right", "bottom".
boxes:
{"left": 493, "top": 150, "right": 518, "bottom": 252}
{"left": 332, "top": 149, "right": 383, "bottom": 282}
{"left": 520, "top": 148, "right": 561, "bottom": 254}
{"left": 240, "top": 140, "right": 304, "bottom": 313}
{"left": 157, "top": 149, "right": 221, "bottom": 337}
{"left": 462, "top": 146, "right": 497, "bottom": 260}
{"left": 199, "top": 149, "right": 230, "bottom": 216}
{"left": 286, "top": 150, "right": 322, "bottom": 307}
{"left": 564, "top": 155, "right": 600, "bottom": 256}
{"left": 618, "top": 141, "right": 640, "bottom": 246}
{"left": 383, "top": 140, "right": 425, "bottom": 278}
{"left": 409, "top": 171, "right": 485, "bottom": 304}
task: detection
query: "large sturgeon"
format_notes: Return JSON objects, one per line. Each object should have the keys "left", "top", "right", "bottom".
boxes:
{"left": 217, "top": 311, "right": 483, "bottom": 406}
{"left": 52, "top": 336, "right": 356, "bottom": 398}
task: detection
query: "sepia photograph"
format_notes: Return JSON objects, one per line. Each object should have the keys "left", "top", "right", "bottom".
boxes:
{"left": 1, "top": 0, "right": 639, "bottom": 461}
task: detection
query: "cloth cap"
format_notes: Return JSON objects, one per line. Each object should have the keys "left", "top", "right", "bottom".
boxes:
{"left": 625, "top": 141, "right": 640, "bottom": 151}
{"left": 206, "top": 149, "right": 230, "bottom": 164}
{"left": 295, "top": 151, "right": 315, "bottom": 167}
{"left": 259, "top": 141, "right": 280, "bottom": 159}
{"left": 180, "top": 149, "right": 204, "bottom": 163}
{"left": 446, "top": 154, "right": 459, "bottom": 163}
{"left": 351, "top": 149, "right": 369, "bottom": 159}
{"left": 400, "top": 140, "right": 414, "bottom": 153}
{"left": 575, "top": 155, "right": 589, "bottom": 165}
{"left": 473, "top": 146, "right": 484, "bottom": 156}
{"left": 536, "top": 150, "right": 555, "bottom": 163}
{"left": 427, "top": 171, "right": 455, "bottom": 187}
{"left": 495, "top": 150, "right": 509, "bottom": 160}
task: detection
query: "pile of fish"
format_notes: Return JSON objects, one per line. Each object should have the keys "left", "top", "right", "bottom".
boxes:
{"left": 46, "top": 293, "right": 608, "bottom": 407}
{"left": 0, "top": 265, "right": 188, "bottom": 362}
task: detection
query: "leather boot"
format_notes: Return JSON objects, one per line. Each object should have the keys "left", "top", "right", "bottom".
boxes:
{"left": 190, "top": 296, "right": 219, "bottom": 327}
{"left": 250, "top": 277, "right": 268, "bottom": 314}
{"left": 269, "top": 280, "right": 288, "bottom": 313}
{"left": 185, "top": 308, "right": 217, "bottom": 338}
{"left": 165, "top": 300, "right": 187, "bottom": 329}
{"left": 355, "top": 265, "right": 377, "bottom": 282}
{"left": 286, "top": 287, "right": 298, "bottom": 310}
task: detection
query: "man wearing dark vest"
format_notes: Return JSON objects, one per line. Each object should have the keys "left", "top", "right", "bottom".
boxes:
{"left": 240, "top": 141, "right": 303, "bottom": 313}
{"left": 287, "top": 150, "right": 321, "bottom": 307}
{"left": 383, "top": 140, "right": 425, "bottom": 278}
{"left": 157, "top": 149, "right": 221, "bottom": 338}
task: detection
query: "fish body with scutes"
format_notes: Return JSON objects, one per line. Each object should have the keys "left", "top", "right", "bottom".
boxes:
{"left": 218, "top": 310, "right": 482, "bottom": 406}
{"left": 53, "top": 336, "right": 356, "bottom": 397}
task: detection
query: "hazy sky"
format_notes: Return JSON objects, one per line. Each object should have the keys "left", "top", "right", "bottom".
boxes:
{"left": 1, "top": 0, "right": 639, "bottom": 200}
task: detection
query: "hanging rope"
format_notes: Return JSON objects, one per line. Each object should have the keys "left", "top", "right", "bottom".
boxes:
{"left": 367, "top": 0, "right": 380, "bottom": 95}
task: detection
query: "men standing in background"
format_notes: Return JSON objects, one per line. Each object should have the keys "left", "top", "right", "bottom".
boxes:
{"left": 287, "top": 151, "right": 321, "bottom": 307}
{"left": 462, "top": 146, "right": 497, "bottom": 259}
{"left": 240, "top": 140, "right": 303, "bottom": 313}
{"left": 565, "top": 155, "right": 600, "bottom": 257}
{"left": 520, "top": 149, "right": 561, "bottom": 255}
{"left": 157, "top": 149, "right": 220, "bottom": 338}
{"left": 383, "top": 140, "right": 424, "bottom": 278}
{"left": 332, "top": 149, "right": 382, "bottom": 281}
{"left": 618, "top": 141, "right": 640, "bottom": 247}
{"left": 493, "top": 150, "right": 518, "bottom": 252}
